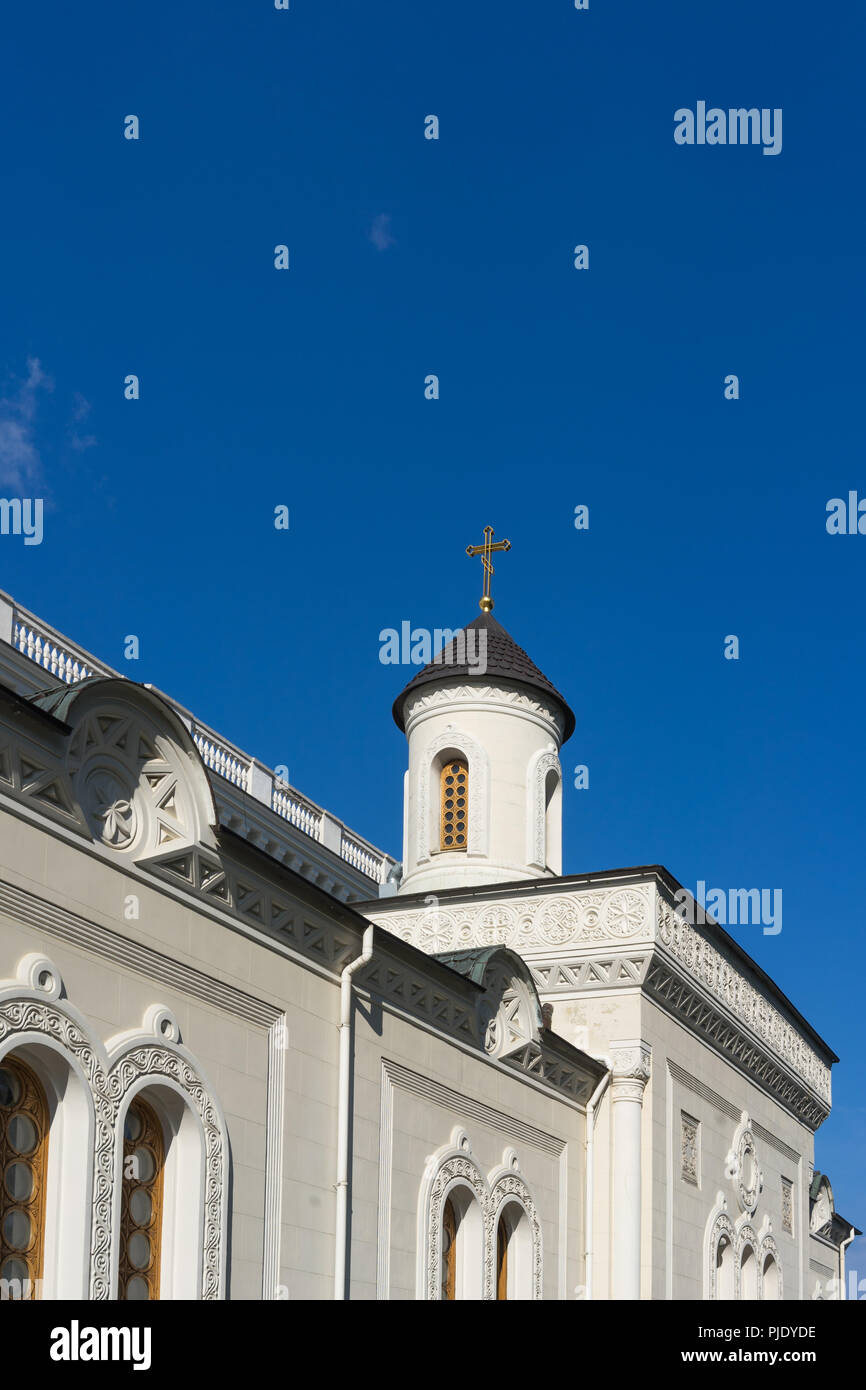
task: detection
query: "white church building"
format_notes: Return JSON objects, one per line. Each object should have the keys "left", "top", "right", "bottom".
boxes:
{"left": 0, "top": 579, "right": 856, "bottom": 1300}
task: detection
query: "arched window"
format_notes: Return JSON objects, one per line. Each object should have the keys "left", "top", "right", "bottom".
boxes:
{"left": 440, "top": 760, "right": 468, "bottom": 851}
{"left": 740, "top": 1244, "right": 757, "bottom": 1300}
{"left": 716, "top": 1234, "right": 735, "bottom": 1299}
{"left": 0, "top": 1054, "right": 48, "bottom": 1299}
{"left": 441, "top": 1198, "right": 457, "bottom": 1300}
{"left": 543, "top": 768, "right": 561, "bottom": 871}
{"left": 119, "top": 1096, "right": 165, "bottom": 1300}
{"left": 496, "top": 1213, "right": 509, "bottom": 1300}
{"left": 762, "top": 1254, "right": 780, "bottom": 1300}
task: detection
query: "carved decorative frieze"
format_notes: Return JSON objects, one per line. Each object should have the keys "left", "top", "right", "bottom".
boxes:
{"left": 656, "top": 891, "right": 831, "bottom": 1108}
{"left": 403, "top": 682, "right": 564, "bottom": 740}
{"left": 371, "top": 883, "right": 653, "bottom": 956}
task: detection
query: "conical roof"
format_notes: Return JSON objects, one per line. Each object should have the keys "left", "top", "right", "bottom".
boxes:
{"left": 392, "top": 613, "right": 575, "bottom": 741}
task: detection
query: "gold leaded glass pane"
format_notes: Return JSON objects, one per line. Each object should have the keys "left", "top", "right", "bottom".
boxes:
{"left": 440, "top": 760, "right": 468, "bottom": 851}
{"left": 119, "top": 1096, "right": 164, "bottom": 1301}
{"left": 0, "top": 1055, "right": 49, "bottom": 1299}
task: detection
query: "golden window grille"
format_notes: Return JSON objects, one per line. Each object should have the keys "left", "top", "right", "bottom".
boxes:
{"left": 440, "top": 760, "right": 468, "bottom": 851}
{"left": 119, "top": 1095, "right": 165, "bottom": 1301}
{"left": 0, "top": 1054, "right": 48, "bottom": 1299}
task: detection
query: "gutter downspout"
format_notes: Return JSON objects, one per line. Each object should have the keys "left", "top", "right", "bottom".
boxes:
{"left": 840, "top": 1225, "right": 857, "bottom": 1301}
{"left": 334, "top": 924, "right": 374, "bottom": 1300}
{"left": 584, "top": 1056, "right": 612, "bottom": 1301}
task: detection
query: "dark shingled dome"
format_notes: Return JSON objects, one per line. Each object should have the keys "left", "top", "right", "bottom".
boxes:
{"left": 392, "top": 613, "right": 575, "bottom": 742}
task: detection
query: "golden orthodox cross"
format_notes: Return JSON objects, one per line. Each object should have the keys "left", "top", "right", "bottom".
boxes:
{"left": 465, "top": 525, "right": 511, "bottom": 613}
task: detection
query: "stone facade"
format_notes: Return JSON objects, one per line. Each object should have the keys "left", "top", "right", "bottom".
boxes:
{"left": 0, "top": 591, "right": 856, "bottom": 1300}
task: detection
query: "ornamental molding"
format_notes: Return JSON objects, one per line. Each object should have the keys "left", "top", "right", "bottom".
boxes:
{"left": 477, "top": 961, "right": 539, "bottom": 1061}
{"left": 724, "top": 1111, "right": 763, "bottom": 1217}
{"left": 646, "top": 954, "right": 829, "bottom": 1129}
{"left": 371, "top": 883, "right": 653, "bottom": 956}
{"left": 360, "top": 955, "right": 480, "bottom": 1048}
{"left": 610, "top": 1039, "right": 652, "bottom": 1100}
{"left": 414, "top": 727, "right": 489, "bottom": 866}
{"left": 403, "top": 682, "right": 564, "bottom": 740}
{"left": 704, "top": 1192, "right": 782, "bottom": 1300}
{"left": 530, "top": 954, "right": 652, "bottom": 993}
{"left": 65, "top": 693, "right": 217, "bottom": 860}
{"left": 418, "top": 1129, "right": 543, "bottom": 1300}
{"left": 526, "top": 746, "right": 561, "bottom": 871}
{"left": 0, "top": 954, "right": 229, "bottom": 1300}
{"left": 655, "top": 890, "right": 831, "bottom": 1117}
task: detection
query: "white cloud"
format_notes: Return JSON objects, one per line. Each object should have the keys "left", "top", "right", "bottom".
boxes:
{"left": 0, "top": 357, "right": 53, "bottom": 489}
{"left": 369, "top": 213, "right": 396, "bottom": 252}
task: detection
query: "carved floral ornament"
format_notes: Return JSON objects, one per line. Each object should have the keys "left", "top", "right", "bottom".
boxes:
{"left": 379, "top": 883, "right": 653, "bottom": 955}
{"left": 418, "top": 1129, "right": 543, "bottom": 1300}
{"left": 0, "top": 953, "right": 228, "bottom": 1299}
{"left": 610, "top": 1041, "right": 652, "bottom": 1101}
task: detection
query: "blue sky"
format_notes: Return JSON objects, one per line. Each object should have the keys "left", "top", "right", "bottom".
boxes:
{"left": 1, "top": 1, "right": 863, "bottom": 1269}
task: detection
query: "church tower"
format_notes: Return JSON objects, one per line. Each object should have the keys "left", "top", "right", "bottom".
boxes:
{"left": 392, "top": 530, "right": 575, "bottom": 896}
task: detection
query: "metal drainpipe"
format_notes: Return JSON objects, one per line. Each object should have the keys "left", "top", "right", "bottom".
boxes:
{"left": 584, "top": 1057, "right": 612, "bottom": 1301}
{"left": 334, "top": 924, "right": 374, "bottom": 1300}
{"left": 839, "top": 1225, "right": 857, "bottom": 1301}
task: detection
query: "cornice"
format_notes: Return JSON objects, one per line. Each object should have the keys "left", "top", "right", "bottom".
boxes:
{"left": 367, "top": 879, "right": 833, "bottom": 1128}
{"left": 403, "top": 679, "right": 564, "bottom": 741}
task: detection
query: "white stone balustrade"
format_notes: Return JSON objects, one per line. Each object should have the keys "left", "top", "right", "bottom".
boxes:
{"left": 272, "top": 785, "right": 322, "bottom": 840}
{"left": 193, "top": 732, "right": 250, "bottom": 792}
{"left": 0, "top": 591, "right": 396, "bottom": 886}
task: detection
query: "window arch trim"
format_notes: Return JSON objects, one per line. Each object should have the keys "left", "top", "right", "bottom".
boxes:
{"left": 526, "top": 747, "right": 562, "bottom": 872}
{"left": 415, "top": 731, "right": 490, "bottom": 865}
{"left": 0, "top": 956, "right": 229, "bottom": 1300}
{"left": 418, "top": 1131, "right": 543, "bottom": 1300}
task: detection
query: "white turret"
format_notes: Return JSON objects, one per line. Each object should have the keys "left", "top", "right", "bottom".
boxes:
{"left": 392, "top": 613, "right": 575, "bottom": 896}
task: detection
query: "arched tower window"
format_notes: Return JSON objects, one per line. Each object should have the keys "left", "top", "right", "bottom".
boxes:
{"left": 440, "top": 760, "right": 468, "bottom": 851}
{"left": 441, "top": 1197, "right": 457, "bottom": 1299}
{"left": 119, "top": 1095, "right": 165, "bottom": 1300}
{"left": 0, "top": 1054, "right": 49, "bottom": 1299}
{"left": 496, "top": 1213, "right": 509, "bottom": 1300}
